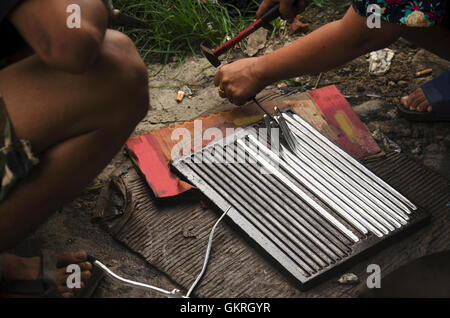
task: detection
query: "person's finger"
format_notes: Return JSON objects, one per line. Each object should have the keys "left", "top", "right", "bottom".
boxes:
{"left": 214, "top": 69, "right": 221, "bottom": 87}
{"left": 279, "top": 0, "right": 296, "bottom": 20}
{"left": 56, "top": 251, "right": 87, "bottom": 267}
{"left": 232, "top": 94, "right": 247, "bottom": 106}
{"left": 256, "top": 0, "right": 278, "bottom": 18}
{"left": 214, "top": 64, "right": 227, "bottom": 87}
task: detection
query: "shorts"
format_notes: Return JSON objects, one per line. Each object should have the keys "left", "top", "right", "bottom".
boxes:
{"left": 352, "top": 0, "right": 448, "bottom": 27}
{"left": 0, "top": 94, "right": 39, "bottom": 201}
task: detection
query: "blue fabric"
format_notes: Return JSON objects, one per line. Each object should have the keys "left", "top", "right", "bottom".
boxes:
{"left": 421, "top": 68, "right": 450, "bottom": 115}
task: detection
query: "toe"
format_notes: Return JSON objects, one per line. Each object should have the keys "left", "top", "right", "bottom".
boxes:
{"left": 408, "top": 90, "right": 421, "bottom": 110}
{"left": 81, "top": 270, "right": 92, "bottom": 283}
{"left": 416, "top": 99, "right": 430, "bottom": 112}
{"left": 58, "top": 281, "right": 85, "bottom": 295}
{"left": 56, "top": 251, "right": 87, "bottom": 267}
{"left": 61, "top": 292, "right": 74, "bottom": 298}
{"left": 79, "top": 261, "right": 93, "bottom": 272}
{"left": 401, "top": 96, "right": 409, "bottom": 109}
{"left": 404, "top": 88, "right": 431, "bottom": 112}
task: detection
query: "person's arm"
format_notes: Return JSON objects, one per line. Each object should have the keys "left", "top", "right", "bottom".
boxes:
{"left": 215, "top": 6, "right": 405, "bottom": 105}
{"left": 8, "top": 0, "right": 109, "bottom": 74}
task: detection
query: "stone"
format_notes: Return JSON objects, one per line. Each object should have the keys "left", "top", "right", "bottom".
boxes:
{"left": 425, "top": 143, "right": 440, "bottom": 153}
{"left": 338, "top": 273, "right": 359, "bottom": 285}
{"left": 246, "top": 28, "right": 269, "bottom": 57}
{"left": 353, "top": 99, "right": 384, "bottom": 117}
{"left": 411, "top": 147, "right": 422, "bottom": 154}
{"left": 287, "top": 15, "right": 309, "bottom": 36}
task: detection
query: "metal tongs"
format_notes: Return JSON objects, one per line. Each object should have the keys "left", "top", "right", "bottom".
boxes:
{"left": 252, "top": 98, "right": 301, "bottom": 154}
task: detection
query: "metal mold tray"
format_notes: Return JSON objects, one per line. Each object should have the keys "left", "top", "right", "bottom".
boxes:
{"left": 171, "top": 111, "right": 430, "bottom": 290}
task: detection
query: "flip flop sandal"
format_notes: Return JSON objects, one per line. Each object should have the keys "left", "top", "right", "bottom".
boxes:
{"left": 397, "top": 68, "right": 450, "bottom": 122}
{"left": 0, "top": 250, "right": 104, "bottom": 298}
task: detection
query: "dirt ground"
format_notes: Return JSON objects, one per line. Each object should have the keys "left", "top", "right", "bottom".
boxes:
{"left": 8, "top": 2, "right": 450, "bottom": 298}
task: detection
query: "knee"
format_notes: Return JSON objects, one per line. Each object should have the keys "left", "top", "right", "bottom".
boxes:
{"left": 99, "top": 31, "right": 149, "bottom": 128}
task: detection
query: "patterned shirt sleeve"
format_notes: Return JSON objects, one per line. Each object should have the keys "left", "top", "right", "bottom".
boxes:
{"left": 351, "top": 0, "right": 447, "bottom": 27}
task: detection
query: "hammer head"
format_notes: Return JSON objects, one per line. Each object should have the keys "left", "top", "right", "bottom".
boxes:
{"left": 201, "top": 45, "right": 221, "bottom": 68}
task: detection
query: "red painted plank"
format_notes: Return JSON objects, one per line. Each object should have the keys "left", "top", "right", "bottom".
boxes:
{"left": 308, "top": 86, "right": 380, "bottom": 159}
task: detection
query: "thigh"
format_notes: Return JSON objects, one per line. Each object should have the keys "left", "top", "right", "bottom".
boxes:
{"left": 0, "top": 30, "right": 139, "bottom": 154}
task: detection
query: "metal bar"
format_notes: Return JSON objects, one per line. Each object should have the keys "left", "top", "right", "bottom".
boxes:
{"left": 283, "top": 126, "right": 409, "bottom": 225}
{"left": 203, "top": 150, "right": 343, "bottom": 263}
{"left": 197, "top": 157, "right": 327, "bottom": 270}
{"left": 236, "top": 139, "right": 361, "bottom": 242}
{"left": 282, "top": 149, "right": 396, "bottom": 232}
{"left": 281, "top": 144, "right": 401, "bottom": 229}
{"left": 252, "top": 97, "right": 275, "bottom": 122}
{"left": 273, "top": 107, "right": 301, "bottom": 154}
{"left": 185, "top": 161, "right": 316, "bottom": 275}
{"left": 225, "top": 143, "right": 352, "bottom": 255}
{"left": 176, "top": 160, "right": 314, "bottom": 281}
{"left": 286, "top": 113, "right": 417, "bottom": 211}
{"left": 283, "top": 114, "right": 414, "bottom": 215}
{"left": 246, "top": 136, "right": 385, "bottom": 237}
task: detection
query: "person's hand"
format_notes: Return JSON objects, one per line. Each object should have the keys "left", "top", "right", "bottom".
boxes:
{"left": 257, "top": 0, "right": 311, "bottom": 22}
{"left": 214, "top": 58, "right": 269, "bottom": 106}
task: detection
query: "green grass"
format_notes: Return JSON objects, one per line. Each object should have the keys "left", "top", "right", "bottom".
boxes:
{"left": 114, "top": 0, "right": 342, "bottom": 64}
{"left": 114, "top": 0, "right": 260, "bottom": 63}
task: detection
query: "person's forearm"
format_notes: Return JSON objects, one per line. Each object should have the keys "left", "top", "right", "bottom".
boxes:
{"left": 254, "top": 8, "right": 401, "bottom": 85}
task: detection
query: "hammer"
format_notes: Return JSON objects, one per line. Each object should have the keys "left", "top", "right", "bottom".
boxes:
{"left": 201, "top": 3, "right": 280, "bottom": 67}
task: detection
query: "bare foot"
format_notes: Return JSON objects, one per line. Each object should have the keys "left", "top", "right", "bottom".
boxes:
{"left": 401, "top": 87, "right": 432, "bottom": 112}
{"left": 0, "top": 251, "right": 93, "bottom": 298}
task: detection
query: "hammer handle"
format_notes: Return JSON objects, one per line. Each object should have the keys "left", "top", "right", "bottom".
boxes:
{"left": 213, "top": 19, "right": 264, "bottom": 56}
{"left": 213, "top": 3, "right": 280, "bottom": 56}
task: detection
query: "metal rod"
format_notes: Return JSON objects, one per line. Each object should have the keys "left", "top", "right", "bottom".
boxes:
{"left": 202, "top": 151, "right": 339, "bottom": 265}
{"left": 236, "top": 139, "right": 360, "bottom": 242}
{"left": 223, "top": 143, "right": 351, "bottom": 256}
{"left": 282, "top": 145, "right": 401, "bottom": 230}
{"left": 284, "top": 122, "right": 409, "bottom": 225}
{"left": 288, "top": 113, "right": 417, "bottom": 211}
{"left": 282, "top": 149, "right": 395, "bottom": 232}
{"left": 198, "top": 158, "right": 325, "bottom": 271}
{"left": 185, "top": 161, "right": 315, "bottom": 276}
{"left": 283, "top": 114, "right": 415, "bottom": 213}
{"left": 225, "top": 143, "right": 354, "bottom": 251}
{"left": 252, "top": 97, "right": 275, "bottom": 122}
{"left": 246, "top": 136, "right": 384, "bottom": 237}
{"left": 273, "top": 107, "right": 301, "bottom": 155}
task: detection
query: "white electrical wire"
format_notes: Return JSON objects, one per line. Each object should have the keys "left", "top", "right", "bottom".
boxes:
{"left": 185, "top": 206, "right": 231, "bottom": 298}
{"left": 94, "top": 206, "right": 232, "bottom": 298}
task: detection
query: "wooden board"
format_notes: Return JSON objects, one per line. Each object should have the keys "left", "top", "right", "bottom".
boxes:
{"left": 126, "top": 86, "right": 380, "bottom": 198}
{"left": 96, "top": 152, "right": 449, "bottom": 297}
